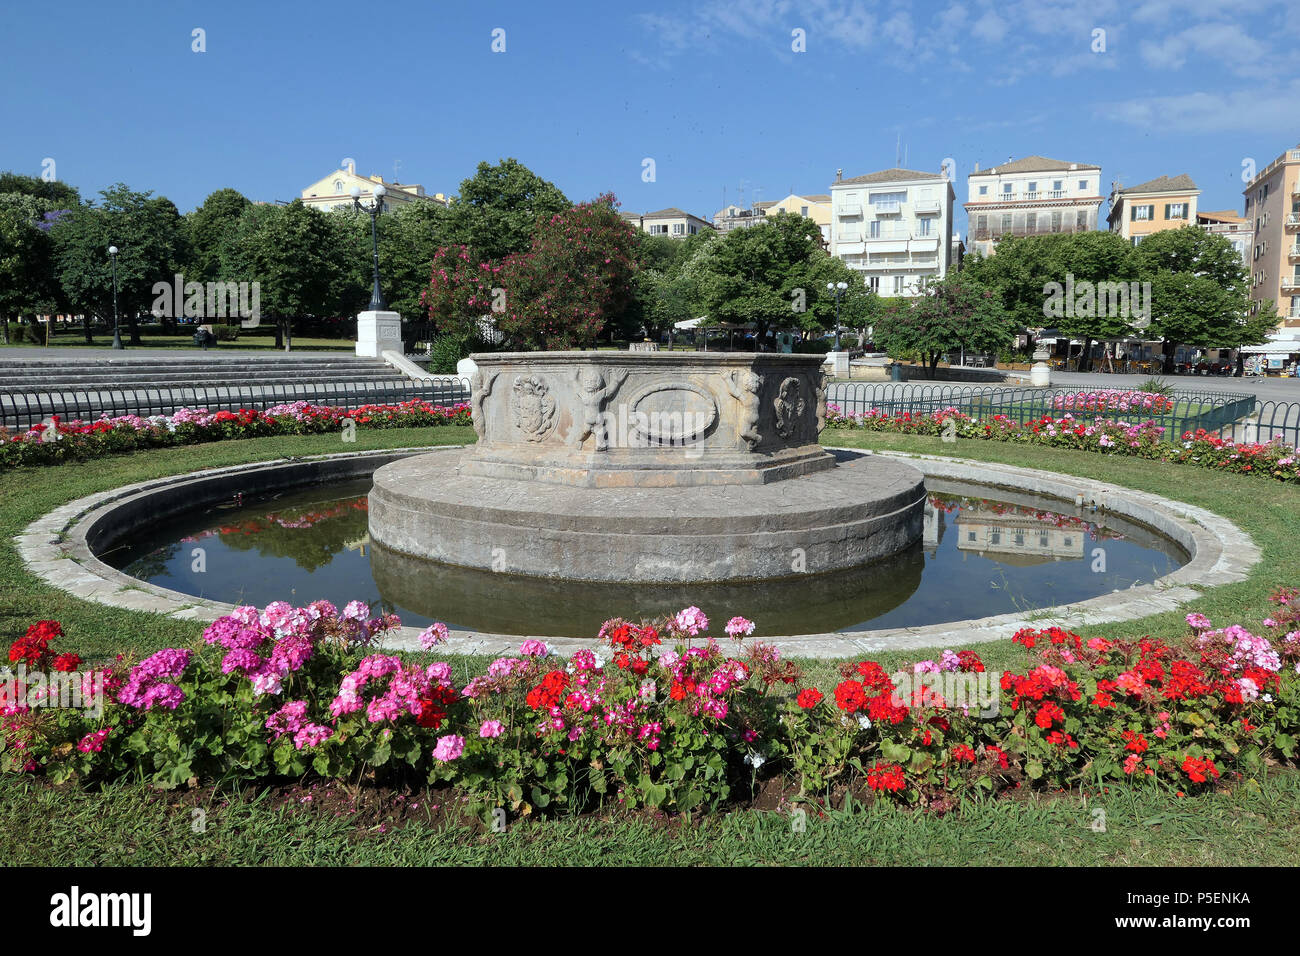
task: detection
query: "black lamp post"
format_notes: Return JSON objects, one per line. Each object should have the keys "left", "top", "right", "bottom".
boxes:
{"left": 108, "top": 245, "right": 123, "bottom": 350}
{"left": 826, "top": 280, "right": 848, "bottom": 351}
{"left": 351, "top": 184, "right": 388, "bottom": 311}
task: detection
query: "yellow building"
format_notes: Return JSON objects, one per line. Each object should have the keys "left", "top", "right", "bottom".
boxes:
{"left": 1106, "top": 174, "right": 1200, "bottom": 245}
{"left": 756, "top": 193, "right": 832, "bottom": 243}
{"left": 300, "top": 161, "right": 450, "bottom": 213}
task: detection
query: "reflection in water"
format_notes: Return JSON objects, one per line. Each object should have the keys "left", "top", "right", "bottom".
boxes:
{"left": 109, "top": 478, "right": 1188, "bottom": 638}
{"left": 369, "top": 540, "right": 924, "bottom": 637}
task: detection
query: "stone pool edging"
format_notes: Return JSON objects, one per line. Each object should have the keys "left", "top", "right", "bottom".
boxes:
{"left": 15, "top": 446, "right": 1260, "bottom": 660}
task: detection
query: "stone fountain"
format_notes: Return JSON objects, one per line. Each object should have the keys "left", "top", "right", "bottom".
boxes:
{"left": 367, "top": 351, "right": 926, "bottom": 584}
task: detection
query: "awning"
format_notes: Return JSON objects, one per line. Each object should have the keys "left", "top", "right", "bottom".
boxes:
{"left": 1241, "top": 343, "right": 1300, "bottom": 355}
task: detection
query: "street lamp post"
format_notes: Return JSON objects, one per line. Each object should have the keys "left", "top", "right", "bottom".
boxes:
{"left": 351, "top": 184, "right": 388, "bottom": 311}
{"left": 108, "top": 245, "right": 123, "bottom": 350}
{"left": 826, "top": 281, "right": 848, "bottom": 351}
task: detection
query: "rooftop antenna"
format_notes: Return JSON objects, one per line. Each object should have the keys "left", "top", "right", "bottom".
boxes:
{"left": 896, "top": 132, "right": 901, "bottom": 168}
{"left": 393, "top": 159, "right": 402, "bottom": 183}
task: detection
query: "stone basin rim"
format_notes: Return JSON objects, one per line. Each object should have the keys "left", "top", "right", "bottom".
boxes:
{"left": 16, "top": 445, "right": 1260, "bottom": 658}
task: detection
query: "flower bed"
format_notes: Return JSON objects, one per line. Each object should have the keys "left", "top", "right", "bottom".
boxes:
{"left": 826, "top": 406, "right": 1300, "bottom": 483}
{"left": 1050, "top": 389, "right": 1175, "bottom": 415}
{"left": 0, "top": 399, "right": 471, "bottom": 469}
{"left": 4, "top": 592, "right": 1298, "bottom": 817}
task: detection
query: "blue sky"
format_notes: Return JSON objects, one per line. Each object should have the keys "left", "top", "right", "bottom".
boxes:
{"left": 2, "top": 0, "right": 1297, "bottom": 237}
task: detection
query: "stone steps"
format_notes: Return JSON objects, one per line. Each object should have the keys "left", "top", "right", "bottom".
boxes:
{"left": 0, "top": 357, "right": 412, "bottom": 392}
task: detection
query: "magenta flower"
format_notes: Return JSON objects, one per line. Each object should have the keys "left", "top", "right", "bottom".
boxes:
{"left": 479, "top": 720, "right": 505, "bottom": 739}
{"left": 433, "top": 734, "right": 466, "bottom": 762}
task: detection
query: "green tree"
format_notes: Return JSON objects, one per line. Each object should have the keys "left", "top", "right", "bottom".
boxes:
{"left": 0, "top": 172, "right": 80, "bottom": 209}
{"left": 697, "top": 212, "right": 827, "bottom": 342}
{"left": 442, "top": 158, "right": 570, "bottom": 261}
{"left": 223, "top": 201, "right": 353, "bottom": 349}
{"left": 185, "top": 188, "right": 251, "bottom": 282}
{"left": 50, "top": 184, "right": 187, "bottom": 344}
{"left": 1133, "top": 226, "right": 1251, "bottom": 373}
{"left": 875, "top": 274, "right": 1017, "bottom": 375}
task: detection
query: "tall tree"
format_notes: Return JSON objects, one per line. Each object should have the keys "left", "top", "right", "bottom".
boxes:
{"left": 50, "top": 184, "right": 186, "bottom": 344}
{"left": 1133, "top": 226, "right": 1251, "bottom": 373}
{"left": 442, "top": 158, "right": 570, "bottom": 261}
{"left": 225, "top": 201, "right": 353, "bottom": 350}
{"left": 875, "top": 274, "right": 1017, "bottom": 375}
{"left": 185, "top": 188, "right": 251, "bottom": 282}
{"left": 697, "top": 212, "right": 826, "bottom": 342}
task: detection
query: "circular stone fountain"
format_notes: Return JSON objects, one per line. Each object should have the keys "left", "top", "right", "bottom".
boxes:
{"left": 367, "top": 351, "right": 927, "bottom": 583}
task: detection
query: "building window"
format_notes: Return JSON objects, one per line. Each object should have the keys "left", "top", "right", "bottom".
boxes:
{"left": 976, "top": 214, "right": 988, "bottom": 232}
{"left": 917, "top": 218, "right": 932, "bottom": 237}
{"left": 1053, "top": 180, "right": 1063, "bottom": 191}
{"left": 1039, "top": 535, "right": 1049, "bottom": 548}
{"left": 673, "top": 223, "right": 684, "bottom": 235}
{"left": 867, "top": 276, "right": 880, "bottom": 292}
{"left": 800, "top": 205, "right": 808, "bottom": 216}
{"left": 967, "top": 531, "right": 976, "bottom": 542}
{"left": 1002, "top": 184, "right": 1013, "bottom": 195}
{"left": 869, "top": 220, "right": 881, "bottom": 238}
{"left": 1077, "top": 210, "right": 1088, "bottom": 229}
{"left": 1026, "top": 213, "right": 1037, "bottom": 232}
{"left": 1079, "top": 180, "right": 1089, "bottom": 191}
{"left": 1001, "top": 214, "right": 1012, "bottom": 231}
{"left": 1064, "top": 536, "right": 1073, "bottom": 547}
{"left": 991, "top": 532, "right": 1001, "bottom": 545}
{"left": 1051, "top": 211, "right": 1062, "bottom": 231}
{"left": 334, "top": 180, "right": 344, "bottom": 194}
{"left": 1132, "top": 205, "right": 1154, "bottom": 221}
{"left": 979, "top": 185, "right": 988, "bottom": 195}
{"left": 893, "top": 275, "right": 905, "bottom": 295}
{"left": 1165, "top": 203, "right": 1188, "bottom": 220}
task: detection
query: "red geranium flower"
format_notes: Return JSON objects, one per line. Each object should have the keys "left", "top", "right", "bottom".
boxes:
{"left": 866, "top": 762, "right": 906, "bottom": 792}
{"left": 834, "top": 680, "right": 866, "bottom": 713}
{"left": 796, "top": 688, "right": 823, "bottom": 709}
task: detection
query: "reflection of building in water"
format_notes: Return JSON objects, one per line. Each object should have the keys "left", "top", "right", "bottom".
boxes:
{"left": 922, "top": 499, "right": 946, "bottom": 555}
{"left": 345, "top": 534, "right": 370, "bottom": 557}
{"left": 955, "top": 506, "right": 1086, "bottom": 563}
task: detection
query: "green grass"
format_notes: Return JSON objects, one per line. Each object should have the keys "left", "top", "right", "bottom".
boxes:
{"left": 3, "top": 770, "right": 1297, "bottom": 865}
{"left": 2, "top": 426, "right": 1297, "bottom": 865}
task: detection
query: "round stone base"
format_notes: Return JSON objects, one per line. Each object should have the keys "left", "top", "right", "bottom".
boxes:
{"left": 368, "top": 449, "right": 926, "bottom": 584}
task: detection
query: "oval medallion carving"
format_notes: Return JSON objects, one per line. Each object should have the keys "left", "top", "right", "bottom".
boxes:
{"left": 627, "top": 381, "right": 718, "bottom": 444}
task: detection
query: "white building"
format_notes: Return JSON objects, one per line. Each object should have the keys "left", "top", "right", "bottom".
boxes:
{"left": 300, "top": 161, "right": 449, "bottom": 213}
{"left": 829, "top": 168, "right": 955, "bottom": 297}
{"left": 964, "top": 155, "right": 1103, "bottom": 256}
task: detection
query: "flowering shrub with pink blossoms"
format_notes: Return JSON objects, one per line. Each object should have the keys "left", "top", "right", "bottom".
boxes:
{"left": 826, "top": 406, "right": 1300, "bottom": 483}
{"left": 0, "top": 399, "right": 471, "bottom": 470}
{"left": 5, "top": 593, "right": 1299, "bottom": 817}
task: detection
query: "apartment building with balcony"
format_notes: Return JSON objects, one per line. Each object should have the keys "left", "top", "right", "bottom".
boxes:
{"left": 1243, "top": 144, "right": 1300, "bottom": 329}
{"left": 621, "top": 208, "right": 714, "bottom": 238}
{"left": 964, "top": 156, "right": 1103, "bottom": 257}
{"left": 829, "top": 167, "right": 955, "bottom": 297}
{"left": 1106, "top": 174, "right": 1200, "bottom": 245}
{"left": 1196, "top": 209, "right": 1253, "bottom": 267}
{"left": 711, "top": 203, "right": 765, "bottom": 233}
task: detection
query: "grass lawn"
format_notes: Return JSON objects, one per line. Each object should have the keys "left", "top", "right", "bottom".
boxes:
{"left": 2, "top": 426, "right": 1296, "bottom": 865}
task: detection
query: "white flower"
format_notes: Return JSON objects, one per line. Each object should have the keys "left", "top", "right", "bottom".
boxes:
{"left": 743, "top": 751, "right": 766, "bottom": 769}
{"left": 1263, "top": 693, "right": 1274, "bottom": 703}
{"left": 857, "top": 716, "right": 872, "bottom": 730}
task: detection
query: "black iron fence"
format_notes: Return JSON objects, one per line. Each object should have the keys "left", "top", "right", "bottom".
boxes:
{"left": 826, "top": 383, "right": 1261, "bottom": 446}
{"left": 1237, "top": 401, "right": 1300, "bottom": 448}
{"left": 0, "top": 378, "right": 472, "bottom": 431}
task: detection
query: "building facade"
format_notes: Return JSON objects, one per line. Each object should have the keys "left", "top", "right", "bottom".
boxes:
{"left": 1243, "top": 144, "right": 1300, "bottom": 328}
{"left": 758, "top": 193, "right": 833, "bottom": 244}
{"left": 711, "top": 203, "right": 765, "bottom": 233}
{"left": 1107, "top": 174, "right": 1200, "bottom": 245}
{"left": 1196, "top": 209, "right": 1253, "bottom": 267}
{"left": 623, "top": 207, "right": 713, "bottom": 237}
{"left": 829, "top": 168, "right": 955, "bottom": 297}
{"left": 300, "top": 161, "right": 448, "bottom": 213}
{"left": 964, "top": 156, "right": 1103, "bottom": 257}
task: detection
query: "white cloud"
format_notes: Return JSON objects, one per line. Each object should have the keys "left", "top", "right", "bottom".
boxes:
{"left": 1139, "top": 22, "right": 1270, "bottom": 76}
{"left": 1102, "top": 80, "right": 1300, "bottom": 133}
{"left": 970, "top": 10, "right": 1008, "bottom": 43}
